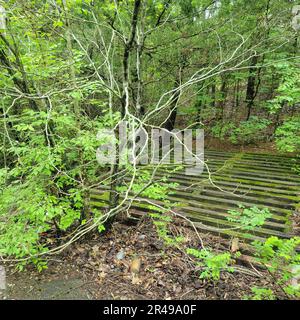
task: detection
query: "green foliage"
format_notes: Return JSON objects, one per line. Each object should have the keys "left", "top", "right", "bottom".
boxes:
{"left": 267, "top": 62, "right": 300, "bottom": 114}
{"left": 150, "top": 212, "right": 184, "bottom": 247}
{"left": 117, "top": 168, "right": 178, "bottom": 203}
{"left": 244, "top": 287, "right": 276, "bottom": 300}
{"left": 211, "top": 117, "right": 271, "bottom": 145}
{"left": 252, "top": 236, "right": 300, "bottom": 298}
{"left": 227, "top": 205, "right": 272, "bottom": 231}
{"left": 211, "top": 122, "right": 237, "bottom": 141}
{"left": 187, "top": 248, "right": 233, "bottom": 281}
{"left": 229, "top": 117, "right": 272, "bottom": 145}
{"left": 275, "top": 117, "right": 300, "bottom": 153}
{"left": 266, "top": 61, "right": 300, "bottom": 154}
{"left": 253, "top": 236, "right": 300, "bottom": 274}
{"left": 116, "top": 166, "right": 182, "bottom": 246}
{"left": 0, "top": 108, "right": 118, "bottom": 265}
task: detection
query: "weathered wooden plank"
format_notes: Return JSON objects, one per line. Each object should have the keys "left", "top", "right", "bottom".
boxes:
{"left": 180, "top": 206, "right": 286, "bottom": 231}
{"left": 153, "top": 171, "right": 300, "bottom": 194}
{"left": 170, "top": 190, "right": 294, "bottom": 213}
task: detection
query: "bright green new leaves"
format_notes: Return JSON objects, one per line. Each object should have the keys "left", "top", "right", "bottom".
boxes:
{"left": 275, "top": 117, "right": 300, "bottom": 153}
{"left": 227, "top": 205, "right": 272, "bottom": 231}
{"left": 253, "top": 236, "right": 300, "bottom": 298}
{"left": 244, "top": 287, "right": 276, "bottom": 300}
{"left": 0, "top": 107, "right": 119, "bottom": 264}
{"left": 187, "top": 248, "right": 233, "bottom": 281}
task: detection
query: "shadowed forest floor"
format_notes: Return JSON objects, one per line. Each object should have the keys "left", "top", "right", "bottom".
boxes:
{"left": 1, "top": 217, "right": 288, "bottom": 300}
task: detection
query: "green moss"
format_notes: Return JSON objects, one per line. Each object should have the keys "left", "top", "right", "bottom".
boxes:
{"left": 90, "top": 191, "right": 110, "bottom": 202}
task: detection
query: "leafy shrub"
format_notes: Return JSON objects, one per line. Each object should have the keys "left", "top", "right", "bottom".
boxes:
{"left": 227, "top": 205, "right": 272, "bottom": 231}
{"left": 150, "top": 213, "right": 184, "bottom": 246}
{"left": 211, "top": 122, "right": 236, "bottom": 140}
{"left": 229, "top": 117, "right": 271, "bottom": 144}
{"left": 266, "top": 61, "right": 300, "bottom": 114}
{"left": 0, "top": 108, "right": 118, "bottom": 267}
{"left": 244, "top": 287, "right": 276, "bottom": 300}
{"left": 187, "top": 248, "right": 233, "bottom": 281}
{"left": 252, "top": 236, "right": 300, "bottom": 298}
{"left": 211, "top": 117, "right": 271, "bottom": 145}
{"left": 275, "top": 117, "right": 300, "bottom": 153}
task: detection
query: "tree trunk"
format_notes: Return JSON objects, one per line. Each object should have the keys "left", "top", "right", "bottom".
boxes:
{"left": 245, "top": 55, "right": 258, "bottom": 120}
{"left": 110, "top": 0, "right": 142, "bottom": 211}
{"left": 218, "top": 76, "right": 227, "bottom": 121}
{"left": 210, "top": 81, "right": 216, "bottom": 109}
{"left": 164, "top": 76, "right": 181, "bottom": 132}
{"left": 195, "top": 84, "right": 204, "bottom": 124}
{"left": 62, "top": 0, "right": 80, "bottom": 118}
{"left": 235, "top": 79, "right": 240, "bottom": 110}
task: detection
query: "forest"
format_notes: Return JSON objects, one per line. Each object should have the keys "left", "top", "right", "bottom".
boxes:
{"left": 0, "top": 0, "right": 300, "bottom": 301}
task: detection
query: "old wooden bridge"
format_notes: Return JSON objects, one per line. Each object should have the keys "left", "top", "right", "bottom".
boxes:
{"left": 90, "top": 150, "right": 300, "bottom": 248}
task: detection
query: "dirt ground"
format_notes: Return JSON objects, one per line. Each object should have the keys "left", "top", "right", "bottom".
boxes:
{"left": 1, "top": 216, "right": 285, "bottom": 300}
{"left": 205, "top": 137, "right": 280, "bottom": 154}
